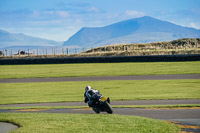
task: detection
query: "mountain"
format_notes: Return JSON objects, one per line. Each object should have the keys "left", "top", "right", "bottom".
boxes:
{"left": 0, "top": 30, "right": 62, "bottom": 49}
{"left": 63, "top": 16, "right": 200, "bottom": 48}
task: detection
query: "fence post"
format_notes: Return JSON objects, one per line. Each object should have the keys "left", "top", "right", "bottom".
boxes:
{"left": 11, "top": 49, "right": 13, "bottom": 57}
{"left": 53, "top": 48, "right": 55, "bottom": 55}
{"left": 37, "top": 49, "right": 38, "bottom": 56}
{"left": 2, "top": 50, "right": 4, "bottom": 56}
{"left": 28, "top": 49, "right": 30, "bottom": 56}
{"left": 66, "top": 48, "right": 69, "bottom": 55}
{"left": 62, "top": 48, "right": 64, "bottom": 55}
{"left": 5, "top": 49, "right": 8, "bottom": 56}
{"left": 75, "top": 47, "right": 77, "bottom": 54}
{"left": 46, "top": 49, "right": 48, "bottom": 56}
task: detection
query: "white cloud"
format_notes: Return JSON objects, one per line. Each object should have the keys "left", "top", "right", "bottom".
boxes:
{"left": 124, "top": 10, "right": 146, "bottom": 18}
{"left": 87, "top": 6, "right": 101, "bottom": 13}
{"left": 56, "top": 11, "right": 70, "bottom": 18}
{"left": 42, "top": 10, "right": 70, "bottom": 18}
{"left": 189, "top": 22, "right": 200, "bottom": 29}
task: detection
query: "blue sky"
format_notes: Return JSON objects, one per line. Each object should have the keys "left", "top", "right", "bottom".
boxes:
{"left": 0, "top": 0, "right": 200, "bottom": 41}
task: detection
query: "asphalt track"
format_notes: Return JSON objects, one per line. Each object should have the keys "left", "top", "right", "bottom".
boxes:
{"left": 0, "top": 74, "right": 200, "bottom": 83}
{"left": 0, "top": 100, "right": 200, "bottom": 132}
{"left": 0, "top": 99, "right": 199, "bottom": 107}
{"left": 1, "top": 100, "right": 199, "bottom": 122}
{"left": 0, "top": 74, "right": 200, "bottom": 132}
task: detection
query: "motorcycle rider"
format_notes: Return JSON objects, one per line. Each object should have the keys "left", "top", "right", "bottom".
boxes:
{"left": 84, "top": 86, "right": 100, "bottom": 107}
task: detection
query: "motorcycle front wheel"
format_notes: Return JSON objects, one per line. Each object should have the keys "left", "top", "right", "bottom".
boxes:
{"left": 104, "top": 102, "right": 113, "bottom": 114}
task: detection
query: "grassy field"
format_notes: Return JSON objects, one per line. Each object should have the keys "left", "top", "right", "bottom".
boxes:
{"left": 0, "top": 61, "right": 199, "bottom": 79}
{"left": 0, "top": 113, "right": 180, "bottom": 133}
{"left": 0, "top": 61, "right": 199, "bottom": 133}
{"left": 0, "top": 79, "right": 199, "bottom": 104}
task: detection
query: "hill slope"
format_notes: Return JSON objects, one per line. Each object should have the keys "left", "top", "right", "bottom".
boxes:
{"left": 78, "top": 38, "right": 200, "bottom": 57}
{"left": 63, "top": 16, "right": 200, "bottom": 48}
{"left": 0, "top": 30, "right": 62, "bottom": 49}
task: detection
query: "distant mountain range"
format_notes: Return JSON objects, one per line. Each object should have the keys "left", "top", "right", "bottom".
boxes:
{"left": 1, "top": 16, "right": 200, "bottom": 52}
{"left": 63, "top": 16, "right": 200, "bottom": 48}
{"left": 0, "top": 30, "right": 62, "bottom": 49}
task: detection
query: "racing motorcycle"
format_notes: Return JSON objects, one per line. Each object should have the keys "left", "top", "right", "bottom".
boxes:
{"left": 91, "top": 94, "right": 113, "bottom": 114}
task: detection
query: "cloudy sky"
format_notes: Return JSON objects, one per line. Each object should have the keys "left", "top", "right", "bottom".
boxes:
{"left": 0, "top": 0, "right": 199, "bottom": 42}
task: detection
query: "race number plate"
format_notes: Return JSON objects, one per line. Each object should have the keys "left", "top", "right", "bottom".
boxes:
{"left": 100, "top": 96, "right": 107, "bottom": 102}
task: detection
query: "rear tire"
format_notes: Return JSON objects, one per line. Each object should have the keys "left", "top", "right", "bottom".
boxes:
{"left": 93, "top": 108, "right": 100, "bottom": 114}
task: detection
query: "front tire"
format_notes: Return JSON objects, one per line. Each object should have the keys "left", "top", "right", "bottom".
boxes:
{"left": 104, "top": 102, "right": 113, "bottom": 114}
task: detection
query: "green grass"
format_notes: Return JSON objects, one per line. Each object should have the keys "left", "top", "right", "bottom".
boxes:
{"left": 0, "top": 113, "right": 180, "bottom": 133}
{"left": 0, "top": 106, "right": 88, "bottom": 110}
{"left": 0, "top": 61, "right": 199, "bottom": 79}
{"left": 0, "top": 79, "right": 199, "bottom": 104}
{"left": 113, "top": 104, "right": 200, "bottom": 109}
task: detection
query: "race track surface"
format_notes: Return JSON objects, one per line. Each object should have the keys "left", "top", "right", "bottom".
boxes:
{"left": 0, "top": 74, "right": 200, "bottom": 83}
{"left": 0, "top": 99, "right": 199, "bottom": 107}
{"left": 0, "top": 100, "right": 200, "bottom": 125}
{"left": 1, "top": 100, "right": 200, "bottom": 132}
{"left": 1, "top": 74, "right": 200, "bottom": 132}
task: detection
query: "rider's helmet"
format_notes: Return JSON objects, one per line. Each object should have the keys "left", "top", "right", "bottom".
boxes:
{"left": 85, "top": 86, "right": 92, "bottom": 92}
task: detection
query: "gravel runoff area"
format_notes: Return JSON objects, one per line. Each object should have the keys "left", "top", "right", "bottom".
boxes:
{"left": 0, "top": 74, "right": 200, "bottom": 83}
{"left": 0, "top": 122, "right": 18, "bottom": 133}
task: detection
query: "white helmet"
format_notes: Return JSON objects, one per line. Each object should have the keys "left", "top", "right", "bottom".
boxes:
{"left": 85, "top": 86, "right": 92, "bottom": 92}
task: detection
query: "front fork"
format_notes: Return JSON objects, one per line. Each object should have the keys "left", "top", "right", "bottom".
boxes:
{"left": 107, "top": 97, "right": 110, "bottom": 104}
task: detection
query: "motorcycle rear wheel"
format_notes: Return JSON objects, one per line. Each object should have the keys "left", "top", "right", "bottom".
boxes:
{"left": 92, "top": 107, "right": 100, "bottom": 114}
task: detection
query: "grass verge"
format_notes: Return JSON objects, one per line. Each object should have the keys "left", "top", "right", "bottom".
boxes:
{"left": 113, "top": 104, "right": 200, "bottom": 109}
{"left": 0, "top": 79, "right": 199, "bottom": 104}
{"left": 0, "top": 113, "right": 180, "bottom": 133}
{"left": 0, "top": 61, "right": 199, "bottom": 79}
{"left": 0, "top": 106, "right": 88, "bottom": 110}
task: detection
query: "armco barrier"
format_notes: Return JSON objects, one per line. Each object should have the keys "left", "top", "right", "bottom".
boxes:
{"left": 0, "top": 54, "right": 200, "bottom": 65}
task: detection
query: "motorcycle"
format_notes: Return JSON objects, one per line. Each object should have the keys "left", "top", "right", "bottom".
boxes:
{"left": 91, "top": 94, "right": 113, "bottom": 114}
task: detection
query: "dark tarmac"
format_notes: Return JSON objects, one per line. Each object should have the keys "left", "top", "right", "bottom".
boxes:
{"left": 0, "top": 74, "right": 200, "bottom": 83}
{"left": 1, "top": 102, "right": 200, "bottom": 132}
{"left": 3, "top": 106, "right": 199, "bottom": 121}
{"left": 0, "top": 99, "right": 199, "bottom": 107}
{"left": 0, "top": 99, "right": 200, "bottom": 132}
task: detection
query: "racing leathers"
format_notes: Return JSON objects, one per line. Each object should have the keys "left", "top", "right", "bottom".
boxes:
{"left": 84, "top": 88, "right": 100, "bottom": 107}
